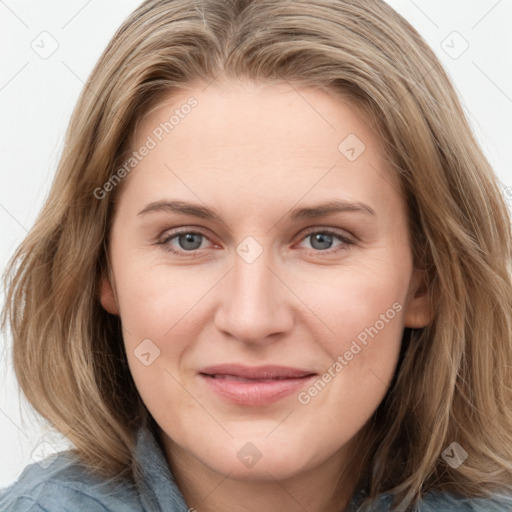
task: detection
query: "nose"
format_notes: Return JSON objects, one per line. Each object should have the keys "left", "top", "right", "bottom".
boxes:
{"left": 214, "top": 242, "right": 294, "bottom": 346}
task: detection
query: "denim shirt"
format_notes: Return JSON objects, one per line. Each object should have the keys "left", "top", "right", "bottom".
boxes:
{"left": 1, "top": 426, "right": 511, "bottom": 511}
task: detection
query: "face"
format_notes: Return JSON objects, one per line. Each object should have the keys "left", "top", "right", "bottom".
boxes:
{"left": 100, "top": 79, "right": 430, "bottom": 483}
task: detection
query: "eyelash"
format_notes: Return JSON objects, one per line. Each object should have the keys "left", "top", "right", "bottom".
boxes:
{"left": 157, "top": 227, "right": 355, "bottom": 257}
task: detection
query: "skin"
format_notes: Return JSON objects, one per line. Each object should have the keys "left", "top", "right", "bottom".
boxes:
{"left": 100, "top": 79, "right": 431, "bottom": 512}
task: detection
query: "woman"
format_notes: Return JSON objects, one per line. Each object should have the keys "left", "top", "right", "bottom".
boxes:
{"left": 1, "top": 0, "right": 512, "bottom": 510}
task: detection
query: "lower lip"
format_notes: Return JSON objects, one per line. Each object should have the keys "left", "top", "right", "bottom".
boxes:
{"left": 200, "top": 374, "right": 315, "bottom": 406}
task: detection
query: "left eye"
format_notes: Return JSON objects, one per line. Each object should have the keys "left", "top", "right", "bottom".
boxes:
{"left": 160, "top": 232, "right": 207, "bottom": 253}
{"left": 298, "top": 229, "right": 353, "bottom": 252}
{"left": 158, "top": 229, "right": 354, "bottom": 255}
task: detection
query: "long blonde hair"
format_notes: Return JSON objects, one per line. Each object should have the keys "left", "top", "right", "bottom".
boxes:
{"left": 2, "top": 0, "right": 512, "bottom": 510}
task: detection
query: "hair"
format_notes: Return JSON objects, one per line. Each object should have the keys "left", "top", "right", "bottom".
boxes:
{"left": 2, "top": 0, "right": 512, "bottom": 510}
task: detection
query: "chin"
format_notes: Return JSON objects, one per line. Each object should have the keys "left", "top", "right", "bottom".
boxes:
{"left": 193, "top": 436, "right": 320, "bottom": 481}
{"left": 210, "top": 454, "right": 310, "bottom": 482}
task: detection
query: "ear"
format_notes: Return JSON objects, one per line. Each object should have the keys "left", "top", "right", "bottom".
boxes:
{"left": 403, "top": 268, "right": 433, "bottom": 328}
{"left": 99, "top": 273, "right": 120, "bottom": 315}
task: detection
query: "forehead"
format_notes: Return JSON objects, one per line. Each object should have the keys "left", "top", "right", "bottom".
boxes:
{"left": 136, "top": 80, "right": 380, "bottom": 158}
{"left": 118, "top": 80, "right": 402, "bottom": 216}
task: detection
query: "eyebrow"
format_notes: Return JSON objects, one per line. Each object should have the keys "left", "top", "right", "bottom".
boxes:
{"left": 137, "top": 199, "right": 376, "bottom": 222}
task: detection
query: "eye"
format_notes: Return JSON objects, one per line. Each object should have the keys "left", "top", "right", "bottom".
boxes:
{"left": 157, "top": 227, "right": 355, "bottom": 257}
{"left": 297, "top": 228, "right": 354, "bottom": 253}
{"left": 158, "top": 230, "right": 210, "bottom": 255}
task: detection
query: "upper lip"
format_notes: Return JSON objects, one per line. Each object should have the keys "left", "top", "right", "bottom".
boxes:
{"left": 199, "top": 364, "right": 316, "bottom": 380}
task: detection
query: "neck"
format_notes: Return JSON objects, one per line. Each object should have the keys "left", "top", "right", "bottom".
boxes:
{"left": 160, "top": 429, "right": 368, "bottom": 512}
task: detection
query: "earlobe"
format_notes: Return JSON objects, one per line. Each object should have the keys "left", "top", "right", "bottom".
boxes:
{"left": 403, "top": 269, "right": 434, "bottom": 328}
{"left": 99, "top": 274, "right": 120, "bottom": 315}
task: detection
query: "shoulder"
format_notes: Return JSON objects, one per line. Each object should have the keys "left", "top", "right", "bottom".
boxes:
{"left": 0, "top": 451, "right": 142, "bottom": 512}
{"left": 417, "top": 490, "right": 512, "bottom": 511}
{"left": 372, "top": 490, "right": 512, "bottom": 511}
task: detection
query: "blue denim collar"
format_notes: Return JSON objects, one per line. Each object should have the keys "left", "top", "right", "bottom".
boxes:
{"left": 133, "top": 423, "right": 378, "bottom": 512}
{"left": 134, "top": 425, "right": 190, "bottom": 512}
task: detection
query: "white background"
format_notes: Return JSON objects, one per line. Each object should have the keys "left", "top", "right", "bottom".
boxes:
{"left": 1, "top": 0, "right": 511, "bottom": 487}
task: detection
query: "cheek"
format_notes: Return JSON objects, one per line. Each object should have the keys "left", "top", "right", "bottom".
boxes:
{"left": 298, "top": 261, "right": 407, "bottom": 351}
{"left": 113, "top": 256, "right": 215, "bottom": 401}
{"left": 118, "top": 270, "right": 197, "bottom": 428}
{"left": 293, "top": 261, "right": 407, "bottom": 417}
{"left": 114, "top": 255, "right": 211, "bottom": 339}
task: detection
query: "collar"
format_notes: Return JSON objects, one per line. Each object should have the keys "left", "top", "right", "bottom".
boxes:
{"left": 133, "top": 424, "right": 379, "bottom": 512}
{"left": 134, "top": 425, "right": 190, "bottom": 512}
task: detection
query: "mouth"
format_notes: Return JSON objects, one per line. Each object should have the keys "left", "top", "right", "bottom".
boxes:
{"left": 199, "top": 364, "right": 317, "bottom": 406}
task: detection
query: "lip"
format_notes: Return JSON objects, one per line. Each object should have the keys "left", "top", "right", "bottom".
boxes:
{"left": 199, "top": 364, "right": 317, "bottom": 406}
